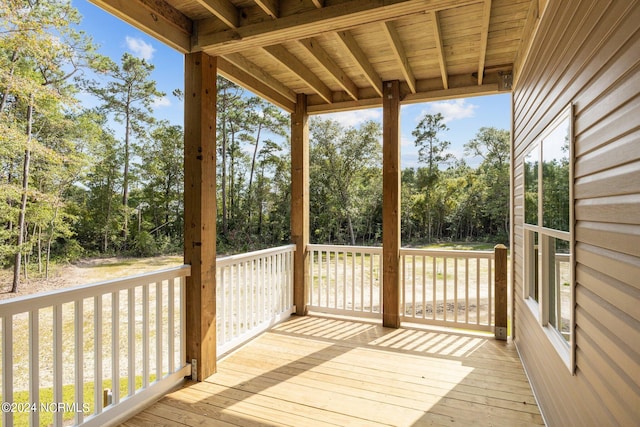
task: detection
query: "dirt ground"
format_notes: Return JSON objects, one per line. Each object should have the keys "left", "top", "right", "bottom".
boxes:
{"left": 0, "top": 255, "right": 183, "bottom": 301}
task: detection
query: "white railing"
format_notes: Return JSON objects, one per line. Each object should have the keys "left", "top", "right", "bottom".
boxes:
{"left": 307, "top": 245, "right": 383, "bottom": 318}
{"left": 0, "top": 265, "right": 191, "bottom": 427}
{"left": 400, "top": 248, "right": 495, "bottom": 331}
{"left": 216, "top": 244, "right": 295, "bottom": 356}
{"left": 306, "top": 245, "right": 499, "bottom": 332}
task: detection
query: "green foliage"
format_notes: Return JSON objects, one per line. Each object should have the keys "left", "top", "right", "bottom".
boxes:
{"left": 309, "top": 118, "right": 382, "bottom": 245}
{"left": 89, "top": 52, "right": 164, "bottom": 250}
{"left": 0, "top": 0, "right": 108, "bottom": 288}
{"left": 132, "top": 231, "right": 157, "bottom": 257}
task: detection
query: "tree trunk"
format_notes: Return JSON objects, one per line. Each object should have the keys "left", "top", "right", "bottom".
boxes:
{"left": 37, "top": 225, "right": 42, "bottom": 274}
{"left": 247, "top": 123, "right": 262, "bottom": 228}
{"left": 45, "top": 203, "right": 59, "bottom": 280}
{"left": 221, "top": 114, "right": 228, "bottom": 234}
{"left": 229, "top": 126, "right": 236, "bottom": 226}
{"left": 122, "top": 101, "right": 131, "bottom": 250}
{"left": 103, "top": 174, "right": 113, "bottom": 253}
{"left": 257, "top": 166, "right": 264, "bottom": 235}
{"left": 12, "top": 95, "right": 34, "bottom": 293}
{"left": 347, "top": 214, "right": 356, "bottom": 246}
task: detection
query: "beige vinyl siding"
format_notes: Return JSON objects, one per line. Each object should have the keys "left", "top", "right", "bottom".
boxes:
{"left": 512, "top": 0, "right": 640, "bottom": 425}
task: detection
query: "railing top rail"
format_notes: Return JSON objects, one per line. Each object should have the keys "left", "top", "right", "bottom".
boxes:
{"left": 216, "top": 244, "right": 296, "bottom": 267}
{"left": 400, "top": 247, "right": 495, "bottom": 258}
{"left": 307, "top": 244, "right": 383, "bottom": 254}
{"left": 307, "top": 244, "right": 495, "bottom": 258}
{"left": 0, "top": 264, "right": 191, "bottom": 317}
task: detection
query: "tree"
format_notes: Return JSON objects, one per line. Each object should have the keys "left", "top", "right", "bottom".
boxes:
{"left": 137, "top": 121, "right": 184, "bottom": 249}
{"left": 240, "top": 97, "right": 288, "bottom": 233}
{"left": 413, "top": 113, "right": 454, "bottom": 183}
{"left": 29, "top": 110, "right": 101, "bottom": 277}
{"left": 90, "top": 52, "right": 164, "bottom": 250}
{"left": 216, "top": 77, "right": 245, "bottom": 236}
{"left": 310, "top": 119, "right": 382, "bottom": 245}
{"left": 412, "top": 113, "right": 454, "bottom": 241}
{"left": 464, "top": 127, "right": 510, "bottom": 239}
{"left": 79, "top": 129, "right": 124, "bottom": 254}
{"left": 257, "top": 139, "right": 290, "bottom": 244}
{"left": 1, "top": 0, "right": 105, "bottom": 291}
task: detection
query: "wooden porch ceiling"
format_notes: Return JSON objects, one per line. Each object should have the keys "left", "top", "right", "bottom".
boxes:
{"left": 90, "top": 0, "right": 540, "bottom": 114}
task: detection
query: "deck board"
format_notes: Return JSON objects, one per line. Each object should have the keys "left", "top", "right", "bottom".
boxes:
{"left": 121, "top": 315, "right": 544, "bottom": 426}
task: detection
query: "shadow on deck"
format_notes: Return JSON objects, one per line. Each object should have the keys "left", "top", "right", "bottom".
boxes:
{"left": 121, "top": 315, "right": 543, "bottom": 426}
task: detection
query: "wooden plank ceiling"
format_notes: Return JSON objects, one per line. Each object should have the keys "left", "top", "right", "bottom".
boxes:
{"left": 90, "top": 0, "right": 539, "bottom": 113}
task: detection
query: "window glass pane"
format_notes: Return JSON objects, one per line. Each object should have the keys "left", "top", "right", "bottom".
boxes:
{"left": 524, "top": 148, "right": 539, "bottom": 225}
{"left": 526, "top": 230, "right": 539, "bottom": 302}
{"left": 549, "top": 237, "right": 571, "bottom": 342}
{"left": 542, "top": 120, "right": 570, "bottom": 231}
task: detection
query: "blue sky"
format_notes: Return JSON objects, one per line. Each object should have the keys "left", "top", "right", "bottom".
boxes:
{"left": 74, "top": 0, "right": 511, "bottom": 169}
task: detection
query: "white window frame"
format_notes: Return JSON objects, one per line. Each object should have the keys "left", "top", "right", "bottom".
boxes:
{"left": 522, "top": 103, "right": 575, "bottom": 373}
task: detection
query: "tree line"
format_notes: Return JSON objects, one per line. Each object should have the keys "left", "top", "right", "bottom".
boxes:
{"left": 1, "top": 1, "right": 514, "bottom": 292}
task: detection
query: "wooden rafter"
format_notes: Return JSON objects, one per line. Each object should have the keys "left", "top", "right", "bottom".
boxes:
{"left": 137, "top": 0, "right": 192, "bottom": 33}
{"left": 298, "top": 38, "right": 359, "bottom": 101}
{"left": 89, "top": 0, "right": 192, "bottom": 52}
{"left": 430, "top": 11, "right": 448, "bottom": 90}
{"left": 195, "top": 0, "right": 239, "bottom": 28}
{"left": 254, "top": 0, "right": 278, "bottom": 19}
{"left": 334, "top": 31, "right": 383, "bottom": 97}
{"left": 217, "top": 57, "right": 296, "bottom": 112}
{"left": 382, "top": 21, "right": 416, "bottom": 94}
{"left": 223, "top": 53, "right": 296, "bottom": 103}
{"left": 513, "top": 0, "right": 543, "bottom": 88}
{"left": 477, "top": 0, "right": 492, "bottom": 85}
{"left": 262, "top": 45, "right": 333, "bottom": 104}
{"left": 311, "top": 0, "right": 324, "bottom": 8}
{"left": 195, "top": 0, "right": 480, "bottom": 55}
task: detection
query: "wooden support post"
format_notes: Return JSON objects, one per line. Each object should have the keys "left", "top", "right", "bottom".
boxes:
{"left": 184, "top": 52, "right": 217, "bottom": 380}
{"left": 382, "top": 80, "right": 401, "bottom": 328}
{"left": 494, "top": 244, "right": 508, "bottom": 340}
{"left": 291, "top": 93, "right": 309, "bottom": 316}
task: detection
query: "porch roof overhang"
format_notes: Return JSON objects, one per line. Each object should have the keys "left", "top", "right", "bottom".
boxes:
{"left": 89, "top": 0, "right": 541, "bottom": 114}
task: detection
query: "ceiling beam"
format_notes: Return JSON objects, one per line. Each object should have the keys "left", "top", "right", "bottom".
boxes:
{"left": 477, "top": 0, "right": 492, "bottom": 85}
{"left": 90, "top": 0, "right": 192, "bottom": 53}
{"left": 195, "top": 0, "right": 239, "bottom": 28}
{"left": 382, "top": 21, "right": 416, "bottom": 94}
{"left": 298, "top": 38, "right": 359, "bottom": 101}
{"left": 403, "top": 80, "right": 499, "bottom": 104}
{"left": 223, "top": 53, "right": 296, "bottom": 102}
{"left": 254, "top": 0, "right": 279, "bottom": 19}
{"left": 430, "top": 11, "right": 448, "bottom": 90}
{"left": 307, "top": 74, "right": 503, "bottom": 113}
{"left": 311, "top": 0, "right": 325, "bottom": 8}
{"left": 263, "top": 45, "right": 333, "bottom": 104}
{"left": 334, "top": 31, "right": 383, "bottom": 97}
{"left": 195, "top": 0, "right": 480, "bottom": 55}
{"left": 217, "top": 57, "right": 295, "bottom": 112}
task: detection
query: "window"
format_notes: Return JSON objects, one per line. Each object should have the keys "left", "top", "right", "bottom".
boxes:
{"left": 523, "top": 104, "right": 574, "bottom": 372}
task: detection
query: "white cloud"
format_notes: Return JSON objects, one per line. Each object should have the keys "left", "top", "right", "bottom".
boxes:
{"left": 322, "top": 108, "right": 382, "bottom": 128}
{"left": 400, "top": 134, "right": 414, "bottom": 148}
{"left": 125, "top": 36, "right": 155, "bottom": 60}
{"left": 152, "top": 96, "right": 171, "bottom": 108}
{"left": 419, "top": 99, "right": 477, "bottom": 124}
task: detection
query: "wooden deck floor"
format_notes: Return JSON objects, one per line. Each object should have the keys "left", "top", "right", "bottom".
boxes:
{"left": 122, "top": 315, "right": 544, "bottom": 426}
